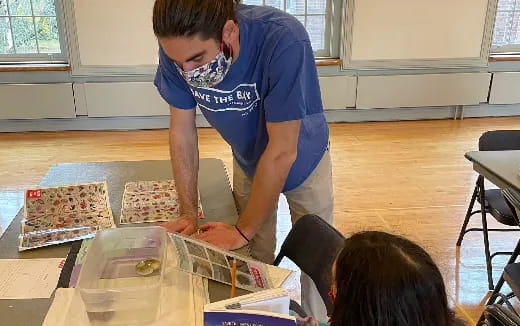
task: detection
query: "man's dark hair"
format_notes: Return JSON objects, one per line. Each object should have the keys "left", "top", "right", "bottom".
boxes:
{"left": 153, "top": 0, "right": 240, "bottom": 41}
{"left": 330, "top": 231, "right": 465, "bottom": 326}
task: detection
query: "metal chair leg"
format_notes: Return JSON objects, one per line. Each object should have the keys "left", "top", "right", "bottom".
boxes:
{"left": 478, "top": 177, "right": 494, "bottom": 290}
{"left": 488, "top": 241, "right": 520, "bottom": 305}
{"left": 495, "top": 292, "right": 516, "bottom": 306}
{"left": 478, "top": 239, "right": 520, "bottom": 325}
{"left": 457, "top": 177, "right": 482, "bottom": 246}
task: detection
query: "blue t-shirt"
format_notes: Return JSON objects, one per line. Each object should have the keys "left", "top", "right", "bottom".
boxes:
{"left": 154, "top": 4, "right": 329, "bottom": 192}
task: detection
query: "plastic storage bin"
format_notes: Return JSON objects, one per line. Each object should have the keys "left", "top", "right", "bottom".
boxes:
{"left": 76, "top": 226, "right": 167, "bottom": 325}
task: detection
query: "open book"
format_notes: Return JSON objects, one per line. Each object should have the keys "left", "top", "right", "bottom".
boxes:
{"left": 204, "top": 288, "right": 297, "bottom": 326}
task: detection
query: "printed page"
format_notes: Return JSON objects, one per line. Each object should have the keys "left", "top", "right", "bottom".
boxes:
{"left": 266, "top": 264, "right": 295, "bottom": 289}
{"left": 169, "top": 233, "right": 294, "bottom": 292}
{"left": 120, "top": 180, "right": 204, "bottom": 224}
{"left": 0, "top": 258, "right": 64, "bottom": 299}
{"left": 20, "top": 182, "right": 114, "bottom": 251}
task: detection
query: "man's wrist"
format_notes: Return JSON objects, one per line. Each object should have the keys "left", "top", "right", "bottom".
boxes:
{"left": 235, "top": 225, "right": 251, "bottom": 243}
{"left": 236, "top": 220, "right": 257, "bottom": 241}
{"left": 180, "top": 209, "right": 198, "bottom": 219}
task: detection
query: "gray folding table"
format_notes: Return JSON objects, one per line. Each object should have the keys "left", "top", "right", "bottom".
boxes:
{"left": 0, "top": 159, "right": 247, "bottom": 326}
{"left": 465, "top": 150, "right": 520, "bottom": 192}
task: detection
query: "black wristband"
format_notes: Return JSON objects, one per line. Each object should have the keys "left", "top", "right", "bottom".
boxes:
{"left": 235, "top": 225, "right": 250, "bottom": 243}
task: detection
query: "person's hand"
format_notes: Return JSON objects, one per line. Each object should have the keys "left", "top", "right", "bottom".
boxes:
{"left": 160, "top": 214, "right": 198, "bottom": 235}
{"left": 193, "top": 222, "right": 248, "bottom": 250}
{"left": 296, "top": 316, "right": 319, "bottom": 326}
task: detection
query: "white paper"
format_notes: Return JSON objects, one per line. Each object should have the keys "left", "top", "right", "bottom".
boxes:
{"left": 266, "top": 264, "right": 295, "bottom": 289}
{"left": 205, "top": 288, "right": 291, "bottom": 315}
{"left": 0, "top": 258, "right": 64, "bottom": 299}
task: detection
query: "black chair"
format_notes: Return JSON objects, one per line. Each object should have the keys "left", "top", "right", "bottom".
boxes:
{"left": 478, "top": 189, "right": 520, "bottom": 325}
{"left": 457, "top": 130, "right": 520, "bottom": 290}
{"left": 478, "top": 261, "right": 520, "bottom": 326}
{"left": 500, "top": 190, "right": 520, "bottom": 301}
{"left": 290, "top": 300, "right": 307, "bottom": 318}
{"left": 480, "top": 304, "right": 520, "bottom": 326}
{"left": 504, "top": 189, "right": 520, "bottom": 221}
{"left": 273, "top": 214, "right": 345, "bottom": 316}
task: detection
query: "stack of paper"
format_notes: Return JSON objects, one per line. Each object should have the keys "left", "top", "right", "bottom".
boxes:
{"left": 20, "top": 182, "right": 114, "bottom": 251}
{"left": 120, "top": 180, "right": 204, "bottom": 224}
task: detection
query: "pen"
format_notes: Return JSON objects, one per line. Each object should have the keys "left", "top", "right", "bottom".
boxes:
{"left": 231, "top": 258, "right": 237, "bottom": 298}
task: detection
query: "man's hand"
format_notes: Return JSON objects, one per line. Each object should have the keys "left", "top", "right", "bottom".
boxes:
{"left": 160, "top": 214, "right": 198, "bottom": 235}
{"left": 194, "top": 222, "right": 248, "bottom": 250}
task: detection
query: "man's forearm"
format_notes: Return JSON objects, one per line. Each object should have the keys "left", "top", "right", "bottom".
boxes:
{"left": 170, "top": 126, "right": 199, "bottom": 217}
{"left": 236, "top": 148, "right": 297, "bottom": 239}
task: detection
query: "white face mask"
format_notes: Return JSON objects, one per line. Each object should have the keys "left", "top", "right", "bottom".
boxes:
{"left": 176, "top": 43, "right": 233, "bottom": 88}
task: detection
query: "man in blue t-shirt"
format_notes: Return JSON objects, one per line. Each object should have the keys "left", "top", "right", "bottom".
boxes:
{"left": 153, "top": 0, "right": 333, "bottom": 319}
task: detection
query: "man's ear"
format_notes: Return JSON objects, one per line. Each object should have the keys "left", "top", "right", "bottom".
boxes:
{"left": 221, "top": 20, "right": 238, "bottom": 45}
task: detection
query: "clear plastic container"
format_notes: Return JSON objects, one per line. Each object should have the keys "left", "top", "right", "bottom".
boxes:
{"left": 76, "top": 226, "right": 167, "bottom": 325}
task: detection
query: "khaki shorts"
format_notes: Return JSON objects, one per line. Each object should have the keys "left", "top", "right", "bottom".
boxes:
{"left": 232, "top": 150, "right": 334, "bottom": 320}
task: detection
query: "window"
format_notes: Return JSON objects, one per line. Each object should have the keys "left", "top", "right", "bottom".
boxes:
{"left": 241, "top": 0, "right": 335, "bottom": 57}
{"left": 492, "top": 0, "right": 520, "bottom": 53}
{"left": 0, "top": 0, "right": 64, "bottom": 62}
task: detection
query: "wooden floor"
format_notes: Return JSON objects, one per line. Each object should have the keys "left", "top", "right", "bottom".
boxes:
{"left": 2, "top": 116, "right": 520, "bottom": 323}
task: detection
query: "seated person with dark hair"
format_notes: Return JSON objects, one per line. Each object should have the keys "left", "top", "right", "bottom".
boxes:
{"left": 297, "top": 231, "right": 465, "bottom": 326}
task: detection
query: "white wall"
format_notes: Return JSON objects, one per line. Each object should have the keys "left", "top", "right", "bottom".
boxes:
{"left": 319, "top": 76, "right": 357, "bottom": 109}
{"left": 350, "top": 0, "right": 488, "bottom": 61}
{"left": 489, "top": 72, "right": 520, "bottom": 105}
{"left": 83, "top": 82, "right": 169, "bottom": 117}
{"left": 73, "top": 0, "right": 158, "bottom": 66}
{"left": 0, "top": 84, "right": 75, "bottom": 120}
{"left": 357, "top": 73, "right": 491, "bottom": 109}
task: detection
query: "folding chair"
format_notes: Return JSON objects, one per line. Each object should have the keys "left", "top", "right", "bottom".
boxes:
{"left": 273, "top": 214, "right": 345, "bottom": 316}
{"left": 457, "top": 130, "right": 520, "bottom": 290}
{"left": 480, "top": 304, "right": 520, "bottom": 326}
{"left": 478, "top": 189, "right": 520, "bottom": 325}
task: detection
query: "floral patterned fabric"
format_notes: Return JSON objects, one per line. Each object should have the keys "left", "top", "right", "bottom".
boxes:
{"left": 176, "top": 51, "right": 232, "bottom": 89}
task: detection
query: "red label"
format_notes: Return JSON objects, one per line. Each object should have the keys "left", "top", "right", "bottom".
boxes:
{"left": 27, "top": 189, "right": 42, "bottom": 199}
{"left": 251, "top": 267, "right": 265, "bottom": 288}
{"left": 58, "top": 260, "right": 65, "bottom": 269}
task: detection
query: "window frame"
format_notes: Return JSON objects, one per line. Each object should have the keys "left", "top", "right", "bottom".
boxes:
{"left": 0, "top": 0, "right": 67, "bottom": 63}
{"left": 242, "top": 0, "right": 341, "bottom": 58}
